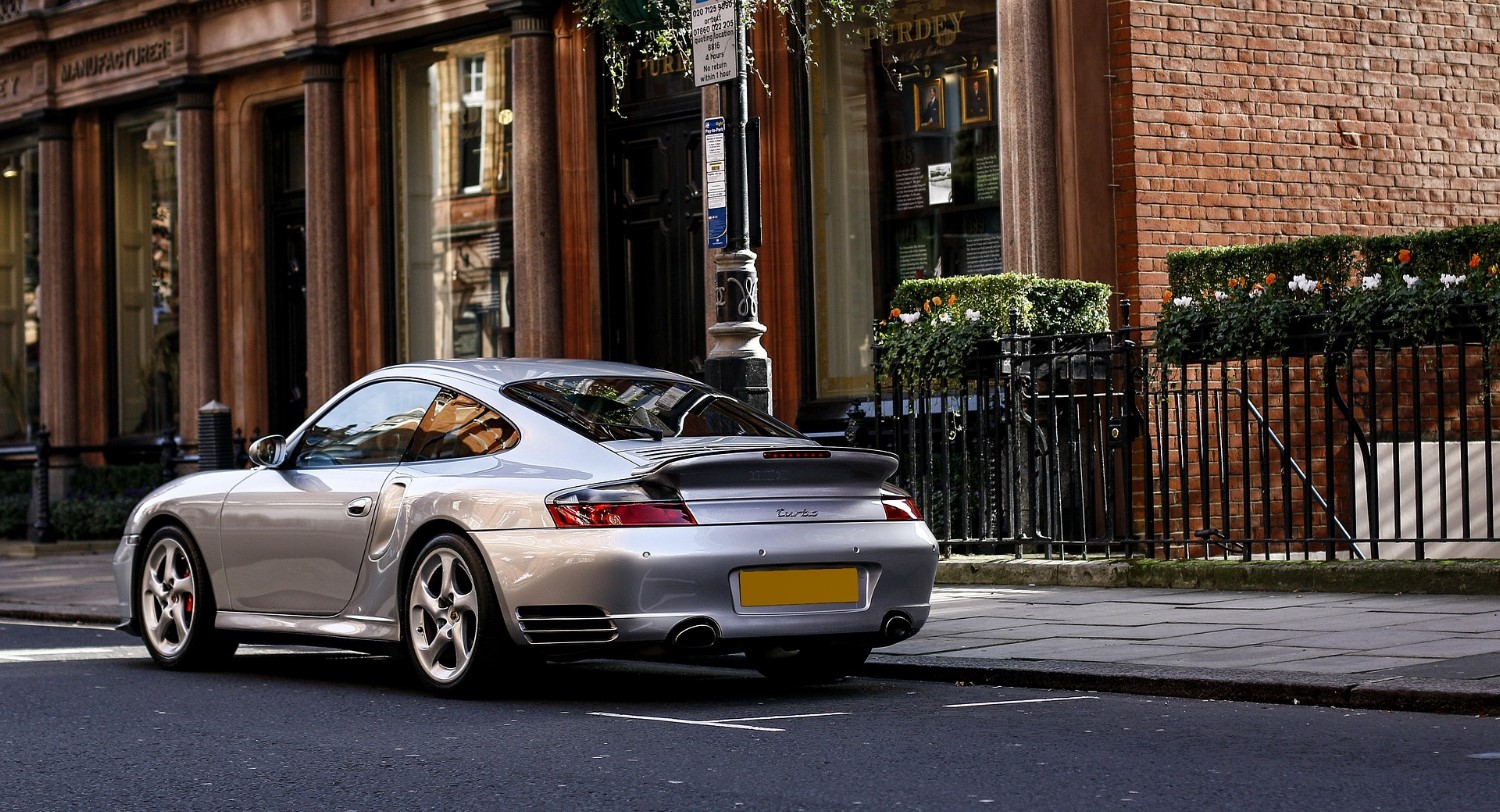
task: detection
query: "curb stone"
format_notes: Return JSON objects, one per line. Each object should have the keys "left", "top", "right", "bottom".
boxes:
{"left": 862, "top": 654, "right": 1500, "bottom": 716}
{"left": 936, "top": 557, "right": 1500, "bottom": 596}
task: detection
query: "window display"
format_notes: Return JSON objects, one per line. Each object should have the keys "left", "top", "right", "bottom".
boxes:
{"left": 807, "top": 0, "right": 999, "bottom": 399}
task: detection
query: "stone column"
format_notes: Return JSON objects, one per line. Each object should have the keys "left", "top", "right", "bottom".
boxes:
{"left": 293, "top": 48, "right": 351, "bottom": 406}
{"left": 492, "top": 0, "right": 564, "bottom": 357}
{"left": 172, "top": 79, "right": 219, "bottom": 444}
{"left": 35, "top": 113, "right": 76, "bottom": 447}
{"left": 998, "top": 0, "right": 1060, "bottom": 279}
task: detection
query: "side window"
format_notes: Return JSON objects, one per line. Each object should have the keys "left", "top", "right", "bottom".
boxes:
{"left": 295, "top": 381, "right": 440, "bottom": 468}
{"left": 407, "top": 391, "right": 520, "bottom": 462}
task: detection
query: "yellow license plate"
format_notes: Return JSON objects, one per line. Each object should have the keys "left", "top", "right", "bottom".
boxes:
{"left": 739, "top": 567, "right": 859, "bottom": 607}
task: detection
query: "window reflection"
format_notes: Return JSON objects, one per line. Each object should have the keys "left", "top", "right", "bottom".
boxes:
{"left": 0, "top": 139, "right": 38, "bottom": 442}
{"left": 408, "top": 391, "right": 519, "bottom": 461}
{"left": 114, "top": 107, "right": 179, "bottom": 437}
{"left": 394, "top": 36, "right": 515, "bottom": 363}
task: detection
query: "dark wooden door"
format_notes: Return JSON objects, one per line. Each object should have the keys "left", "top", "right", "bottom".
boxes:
{"left": 602, "top": 116, "right": 704, "bottom": 377}
{"left": 265, "top": 104, "right": 307, "bottom": 435}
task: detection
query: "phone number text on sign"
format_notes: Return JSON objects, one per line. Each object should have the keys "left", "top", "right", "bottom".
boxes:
{"left": 691, "top": 0, "right": 739, "bottom": 86}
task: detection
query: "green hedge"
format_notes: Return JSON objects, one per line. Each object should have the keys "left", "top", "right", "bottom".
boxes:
{"left": 1159, "top": 222, "right": 1500, "bottom": 364}
{"left": 1166, "top": 234, "right": 1362, "bottom": 297}
{"left": 0, "top": 463, "right": 162, "bottom": 540}
{"left": 889, "top": 274, "right": 1112, "bottom": 335}
{"left": 50, "top": 497, "right": 138, "bottom": 541}
{"left": 1166, "top": 224, "right": 1500, "bottom": 298}
{"left": 0, "top": 493, "right": 26, "bottom": 539}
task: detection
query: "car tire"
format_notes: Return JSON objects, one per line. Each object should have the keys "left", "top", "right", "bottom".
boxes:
{"left": 401, "top": 533, "right": 506, "bottom": 696}
{"left": 137, "top": 525, "right": 238, "bottom": 669}
{"left": 747, "top": 643, "right": 872, "bottom": 685}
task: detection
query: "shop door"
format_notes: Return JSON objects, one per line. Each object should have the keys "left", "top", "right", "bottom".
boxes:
{"left": 602, "top": 117, "right": 704, "bottom": 377}
{"left": 265, "top": 105, "right": 308, "bottom": 435}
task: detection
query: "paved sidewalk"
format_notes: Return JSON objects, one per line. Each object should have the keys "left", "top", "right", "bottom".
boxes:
{"left": 3, "top": 547, "right": 1499, "bottom": 715}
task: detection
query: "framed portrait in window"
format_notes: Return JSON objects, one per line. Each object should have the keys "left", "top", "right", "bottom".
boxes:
{"left": 961, "top": 69, "right": 993, "bottom": 125}
{"left": 913, "top": 79, "right": 945, "bottom": 132}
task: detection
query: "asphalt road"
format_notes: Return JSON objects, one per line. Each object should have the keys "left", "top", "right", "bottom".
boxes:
{"left": 2, "top": 621, "right": 1499, "bottom": 811}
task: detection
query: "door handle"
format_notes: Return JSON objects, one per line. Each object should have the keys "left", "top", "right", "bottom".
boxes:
{"left": 346, "top": 497, "right": 373, "bottom": 517}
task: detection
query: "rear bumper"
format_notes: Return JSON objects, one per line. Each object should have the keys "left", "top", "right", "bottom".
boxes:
{"left": 472, "top": 520, "right": 938, "bottom": 651}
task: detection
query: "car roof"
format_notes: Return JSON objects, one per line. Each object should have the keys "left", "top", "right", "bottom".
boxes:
{"left": 368, "top": 358, "right": 704, "bottom": 389}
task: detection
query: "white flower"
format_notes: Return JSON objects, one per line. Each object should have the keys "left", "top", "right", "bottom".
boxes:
{"left": 1212, "top": 291, "right": 1229, "bottom": 302}
{"left": 1249, "top": 287, "right": 1264, "bottom": 299}
{"left": 1440, "top": 273, "right": 1467, "bottom": 289}
{"left": 1172, "top": 295, "right": 1194, "bottom": 308}
{"left": 1288, "top": 273, "right": 1318, "bottom": 294}
{"left": 964, "top": 308, "right": 982, "bottom": 322}
{"left": 1404, "top": 274, "right": 1420, "bottom": 289}
{"left": 938, "top": 312, "right": 953, "bottom": 324}
{"left": 898, "top": 312, "right": 920, "bottom": 324}
{"left": 1361, "top": 274, "right": 1381, "bottom": 290}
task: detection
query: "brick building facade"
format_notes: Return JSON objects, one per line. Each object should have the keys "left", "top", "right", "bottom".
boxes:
{"left": 1110, "top": 1, "right": 1500, "bottom": 313}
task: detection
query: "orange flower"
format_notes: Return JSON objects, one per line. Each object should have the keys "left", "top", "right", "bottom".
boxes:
{"left": 922, "top": 300, "right": 932, "bottom": 313}
{"left": 932, "top": 296, "right": 943, "bottom": 306}
{"left": 1227, "top": 277, "right": 1240, "bottom": 289}
{"left": 1470, "top": 253, "right": 1482, "bottom": 268}
{"left": 1398, "top": 248, "right": 1412, "bottom": 264}
{"left": 947, "top": 294, "right": 958, "bottom": 306}
{"left": 1265, "top": 273, "right": 1276, "bottom": 286}
{"left": 1162, "top": 290, "right": 1174, "bottom": 303}
{"left": 890, "top": 308, "right": 901, "bottom": 318}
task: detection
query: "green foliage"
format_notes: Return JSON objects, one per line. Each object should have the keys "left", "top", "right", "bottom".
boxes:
{"left": 0, "top": 493, "right": 26, "bottom": 539}
{"left": 576, "top": 0, "right": 894, "bottom": 110}
{"left": 68, "top": 463, "right": 163, "bottom": 501}
{"left": 1029, "top": 278, "right": 1113, "bottom": 335}
{"left": 878, "top": 274, "right": 1113, "bottom": 385}
{"left": 0, "top": 467, "right": 29, "bottom": 497}
{"left": 1158, "top": 223, "right": 1500, "bottom": 364}
{"left": 50, "top": 497, "right": 137, "bottom": 541}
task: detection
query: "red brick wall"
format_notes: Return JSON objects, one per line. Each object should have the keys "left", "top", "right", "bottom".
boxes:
{"left": 1108, "top": 1, "right": 1500, "bottom": 318}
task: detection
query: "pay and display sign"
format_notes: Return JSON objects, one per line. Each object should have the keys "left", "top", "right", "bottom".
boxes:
{"left": 691, "top": 0, "right": 740, "bottom": 86}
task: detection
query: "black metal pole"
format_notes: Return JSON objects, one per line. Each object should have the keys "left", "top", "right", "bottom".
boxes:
{"left": 703, "top": 16, "right": 771, "bottom": 412}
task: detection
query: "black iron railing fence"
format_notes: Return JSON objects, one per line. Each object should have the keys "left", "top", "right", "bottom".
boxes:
{"left": 0, "top": 422, "right": 250, "bottom": 543}
{"left": 866, "top": 302, "right": 1500, "bottom": 560}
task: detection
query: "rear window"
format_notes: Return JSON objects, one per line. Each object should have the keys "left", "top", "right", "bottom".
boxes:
{"left": 505, "top": 377, "right": 801, "bottom": 443}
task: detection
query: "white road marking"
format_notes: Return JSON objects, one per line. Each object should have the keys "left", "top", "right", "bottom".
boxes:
{"left": 0, "top": 645, "right": 348, "bottom": 664}
{"left": 944, "top": 695, "right": 1100, "bottom": 709}
{"left": 588, "top": 711, "right": 851, "bottom": 733}
{"left": 714, "top": 712, "right": 850, "bottom": 723}
{"left": 0, "top": 646, "right": 144, "bottom": 662}
{"left": 589, "top": 712, "right": 789, "bottom": 732}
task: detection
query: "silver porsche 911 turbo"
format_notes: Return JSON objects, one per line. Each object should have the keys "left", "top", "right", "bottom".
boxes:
{"left": 113, "top": 359, "right": 938, "bottom": 693}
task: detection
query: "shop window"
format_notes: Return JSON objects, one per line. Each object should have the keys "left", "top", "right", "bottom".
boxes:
{"left": 113, "top": 107, "right": 179, "bottom": 438}
{"left": 393, "top": 36, "right": 515, "bottom": 362}
{"left": 0, "top": 138, "right": 39, "bottom": 442}
{"left": 807, "top": 0, "right": 999, "bottom": 399}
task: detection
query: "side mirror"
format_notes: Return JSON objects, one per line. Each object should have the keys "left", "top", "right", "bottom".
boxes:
{"left": 247, "top": 435, "right": 287, "bottom": 468}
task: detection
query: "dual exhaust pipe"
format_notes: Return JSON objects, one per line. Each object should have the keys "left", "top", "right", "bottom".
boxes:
{"left": 667, "top": 611, "right": 916, "bottom": 650}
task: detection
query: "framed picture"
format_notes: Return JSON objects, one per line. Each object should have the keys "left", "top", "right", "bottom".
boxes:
{"left": 913, "top": 79, "right": 945, "bottom": 132}
{"left": 961, "top": 69, "right": 993, "bottom": 125}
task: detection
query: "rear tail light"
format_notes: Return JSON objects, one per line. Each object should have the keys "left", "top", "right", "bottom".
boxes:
{"left": 881, "top": 487, "right": 922, "bottom": 521}
{"left": 548, "top": 482, "right": 697, "bottom": 527}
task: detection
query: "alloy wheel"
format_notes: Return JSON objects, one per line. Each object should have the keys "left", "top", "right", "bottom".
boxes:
{"left": 408, "top": 546, "right": 482, "bottom": 684}
{"left": 141, "top": 536, "right": 197, "bottom": 659}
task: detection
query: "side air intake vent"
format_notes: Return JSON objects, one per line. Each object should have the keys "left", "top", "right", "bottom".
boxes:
{"left": 515, "top": 605, "right": 618, "bottom": 645}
